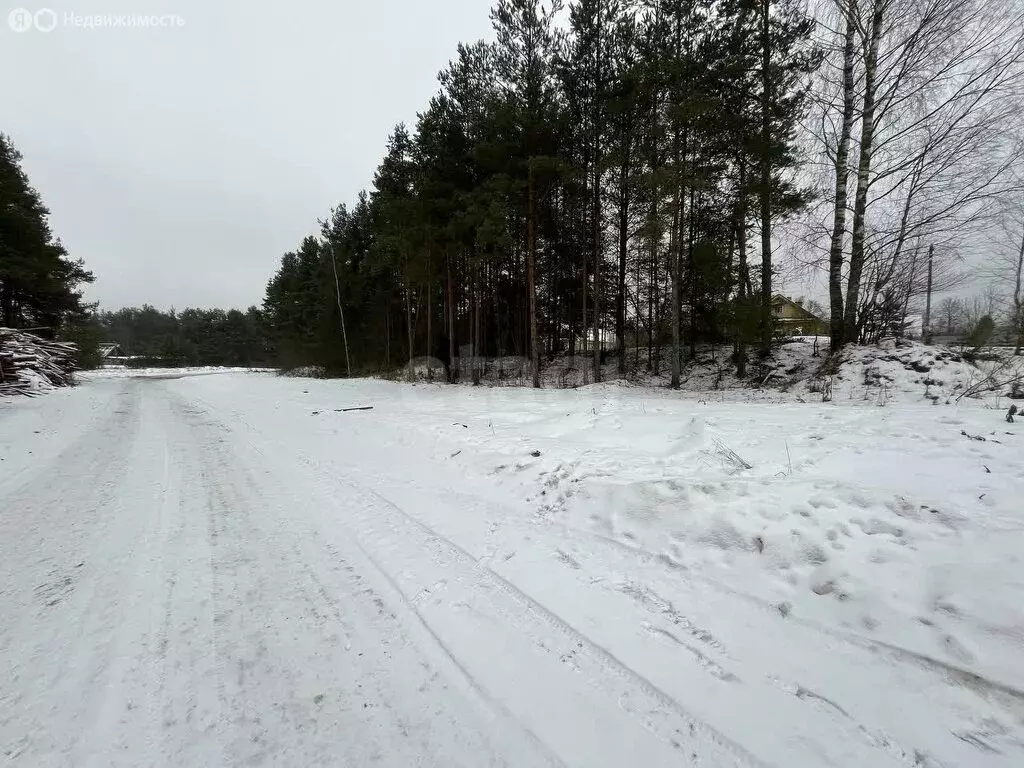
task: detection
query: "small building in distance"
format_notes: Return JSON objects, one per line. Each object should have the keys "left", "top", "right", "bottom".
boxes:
{"left": 98, "top": 342, "right": 122, "bottom": 358}
{"left": 771, "top": 295, "right": 829, "bottom": 337}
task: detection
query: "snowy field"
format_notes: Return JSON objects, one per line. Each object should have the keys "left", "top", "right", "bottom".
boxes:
{"left": 1, "top": 369, "right": 1022, "bottom": 766}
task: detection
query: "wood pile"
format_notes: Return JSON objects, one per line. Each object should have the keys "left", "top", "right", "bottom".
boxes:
{"left": 0, "top": 328, "right": 78, "bottom": 396}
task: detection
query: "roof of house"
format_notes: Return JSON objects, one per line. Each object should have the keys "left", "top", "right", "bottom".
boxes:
{"left": 772, "top": 294, "right": 826, "bottom": 322}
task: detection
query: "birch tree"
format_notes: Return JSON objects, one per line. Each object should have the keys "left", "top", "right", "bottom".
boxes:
{"left": 807, "top": 0, "right": 1024, "bottom": 347}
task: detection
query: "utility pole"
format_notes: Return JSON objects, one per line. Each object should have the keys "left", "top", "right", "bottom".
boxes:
{"left": 923, "top": 244, "right": 934, "bottom": 344}
{"left": 325, "top": 240, "right": 352, "bottom": 376}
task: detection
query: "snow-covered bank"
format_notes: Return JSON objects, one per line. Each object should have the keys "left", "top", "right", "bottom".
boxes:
{"left": 3, "top": 372, "right": 1022, "bottom": 766}
{"left": 416, "top": 338, "right": 1024, "bottom": 407}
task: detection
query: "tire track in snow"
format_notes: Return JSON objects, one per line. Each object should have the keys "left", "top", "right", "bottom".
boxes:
{"left": 208, "top": 405, "right": 769, "bottom": 768}
{"left": 0, "top": 383, "right": 144, "bottom": 763}
{"left": 164, "top": 394, "right": 566, "bottom": 765}
{"left": 336, "top": 478, "right": 765, "bottom": 766}
{"left": 167, "top": 390, "right": 548, "bottom": 768}
{"left": 583, "top": 525, "right": 1024, "bottom": 707}
{"left": 539, "top": 527, "right": 1022, "bottom": 767}
{"left": 194, "top": 418, "right": 565, "bottom": 767}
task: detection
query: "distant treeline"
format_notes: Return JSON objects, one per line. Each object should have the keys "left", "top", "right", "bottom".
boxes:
{"left": 93, "top": 305, "right": 272, "bottom": 368}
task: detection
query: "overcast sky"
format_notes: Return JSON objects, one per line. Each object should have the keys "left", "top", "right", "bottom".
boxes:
{"left": 2, "top": 0, "right": 493, "bottom": 311}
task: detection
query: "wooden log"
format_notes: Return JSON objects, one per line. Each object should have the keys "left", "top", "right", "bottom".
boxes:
{"left": 0, "top": 327, "right": 78, "bottom": 396}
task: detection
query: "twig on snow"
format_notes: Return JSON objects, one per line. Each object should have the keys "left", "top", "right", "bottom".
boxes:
{"left": 706, "top": 438, "right": 753, "bottom": 474}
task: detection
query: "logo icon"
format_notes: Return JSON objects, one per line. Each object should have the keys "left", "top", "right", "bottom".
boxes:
{"left": 34, "top": 8, "right": 57, "bottom": 32}
{"left": 8, "top": 7, "right": 33, "bottom": 31}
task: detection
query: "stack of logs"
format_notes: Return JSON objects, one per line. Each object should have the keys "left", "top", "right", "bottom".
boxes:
{"left": 0, "top": 328, "right": 78, "bottom": 396}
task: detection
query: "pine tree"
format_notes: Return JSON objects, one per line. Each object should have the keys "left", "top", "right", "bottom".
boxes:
{"left": 605, "top": 11, "right": 643, "bottom": 374}
{"left": 0, "top": 134, "right": 94, "bottom": 333}
{"left": 491, "top": 0, "right": 564, "bottom": 387}
{"left": 752, "top": 0, "right": 817, "bottom": 356}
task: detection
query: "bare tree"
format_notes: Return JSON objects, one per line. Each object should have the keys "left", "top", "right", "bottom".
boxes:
{"left": 961, "top": 287, "right": 1003, "bottom": 331}
{"left": 981, "top": 190, "right": 1024, "bottom": 352}
{"left": 825, "top": 0, "right": 860, "bottom": 349}
{"left": 936, "top": 296, "right": 963, "bottom": 335}
{"left": 804, "top": 0, "right": 1024, "bottom": 348}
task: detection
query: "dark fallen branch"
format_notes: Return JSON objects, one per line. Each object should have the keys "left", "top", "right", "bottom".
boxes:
{"left": 961, "top": 430, "right": 996, "bottom": 443}
{"left": 956, "top": 357, "right": 1024, "bottom": 401}
{"left": 334, "top": 406, "right": 374, "bottom": 412}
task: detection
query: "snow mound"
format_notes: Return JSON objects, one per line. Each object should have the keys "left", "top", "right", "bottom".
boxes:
{"left": 281, "top": 365, "right": 327, "bottom": 378}
{"left": 820, "top": 339, "right": 1024, "bottom": 404}
{"left": 445, "top": 385, "right": 1024, "bottom": 697}
{"left": 407, "top": 356, "right": 447, "bottom": 381}
{"left": 412, "top": 338, "right": 1024, "bottom": 407}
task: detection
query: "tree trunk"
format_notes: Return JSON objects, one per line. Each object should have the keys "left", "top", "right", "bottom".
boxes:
{"left": 759, "top": 0, "right": 773, "bottom": 357}
{"left": 900, "top": 243, "right": 921, "bottom": 334}
{"left": 426, "top": 251, "right": 432, "bottom": 366}
{"left": 447, "top": 246, "right": 456, "bottom": 382}
{"left": 470, "top": 266, "right": 478, "bottom": 384}
{"left": 735, "top": 151, "right": 752, "bottom": 377}
{"left": 617, "top": 154, "right": 629, "bottom": 374}
{"left": 648, "top": 198, "right": 657, "bottom": 372}
{"left": 634, "top": 215, "right": 642, "bottom": 370}
{"left": 582, "top": 190, "right": 589, "bottom": 370}
{"left": 688, "top": 187, "right": 697, "bottom": 360}
{"left": 528, "top": 164, "right": 541, "bottom": 388}
{"left": 670, "top": 126, "right": 683, "bottom": 388}
{"left": 568, "top": 265, "right": 577, "bottom": 358}
{"left": 592, "top": 0, "right": 604, "bottom": 383}
{"left": 828, "top": 0, "right": 859, "bottom": 351}
{"left": 592, "top": 152, "right": 602, "bottom": 382}
{"left": 922, "top": 245, "right": 934, "bottom": 344}
{"left": 593, "top": 164, "right": 602, "bottom": 382}
{"left": 843, "top": 0, "right": 884, "bottom": 343}
{"left": 405, "top": 257, "right": 414, "bottom": 383}
{"left": 736, "top": 214, "right": 749, "bottom": 378}
{"left": 652, "top": 233, "right": 660, "bottom": 375}
{"left": 476, "top": 261, "right": 483, "bottom": 380}
{"left": 1014, "top": 223, "right": 1024, "bottom": 355}
{"left": 593, "top": 224, "right": 602, "bottom": 381}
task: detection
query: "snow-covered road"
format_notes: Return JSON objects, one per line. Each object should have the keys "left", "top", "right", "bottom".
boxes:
{"left": 2, "top": 373, "right": 1023, "bottom": 767}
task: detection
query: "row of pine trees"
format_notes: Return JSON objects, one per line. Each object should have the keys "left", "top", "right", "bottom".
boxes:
{"left": 264, "top": 0, "right": 819, "bottom": 384}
